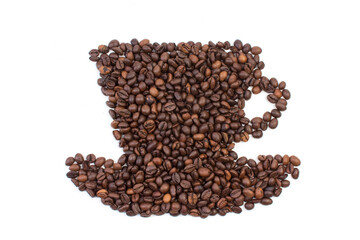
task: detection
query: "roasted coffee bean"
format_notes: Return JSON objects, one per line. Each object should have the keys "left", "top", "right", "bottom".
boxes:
{"left": 243, "top": 188, "right": 255, "bottom": 198}
{"left": 74, "top": 153, "right": 84, "bottom": 163}
{"left": 96, "top": 189, "right": 108, "bottom": 198}
{"left": 85, "top": 181, "right": 97, "bottom": 190}
{"left": 78, "top": 175, "right": 87, "bottom": 182}
{"left": 180, "top": 180, "right": 191, "bottom": 189}
{"left": 230, "top": 189, "right": 242, "bottom": 199}
{"left": 251, "top": 46, "right": 262, "bottom": 55}
{"left": 292, "top": 168, "right": 299, "bottom": 179}
{"left": 184, "top": 164, "right": 196, "bottom": 173}
{"left": 276, "top": 99, "right": 287, "bottom": 111}
{"left": 290, "top": 155, "right": 301, "bottom": 166}
{"left": 172, "top": 173, "right": 181, "bottom": 184}
{"left": 133, "top": 183, "right": 144, "bottom": 193}
{"left": 282, "top": 180, "right": 290, "bottom": 188}
{"left": 69, "top": 164, "right": 80, "bottom": 171}
{"left": 66, "top": 39, "right": 300, "bottom": 218}
{"left": 95, "top": 157, "right": 106, "bottom": 167}
{"left": 66, "top": 171, "right": 78, "bottom": 178}
{"left": 261, "top": 198, "right": 273, "bottom": 205}
{"left": 164, "top": 102, "right": 176, "bottom": 112}
{"left": 245, "top": 202, "right": 254, "bottom": 210}
{"left": 198, "top": 168, "right": 211, "bottom": 177}
{"left": 269, "top": 118, "right": 278, "bottom": 129}
{"left": 146, "top": 165, "right": 157, "bottom": 175}
{"left": 193, "top": 133, "right": 205, "bottom": 141}
{"left": 252, "top": 130, "right": 263, "bottom": 138}
{"left": 65, "top": 157, "right": 75, "bottom": 166}
{"left": 255, "top": 187, "right": 264, "bottom": 199}
{"left": 188, "top": 193, "right": 198, "bottom": 205}
{"left": 240, "top": 132, "right": 249, "bottom": 142}
{"left": 163, "top": 193, "right": 172, "bottom": 203}
{"left": 282, "top": 89, "right": 291, "bottom": 100}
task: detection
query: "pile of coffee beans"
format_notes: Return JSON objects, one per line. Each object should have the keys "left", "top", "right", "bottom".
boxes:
{"left": 66, "top": 39, "right": 300, "bottom": 217}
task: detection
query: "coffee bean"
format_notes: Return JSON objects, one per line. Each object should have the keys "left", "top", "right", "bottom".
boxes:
{"left": 269, "top": 118, "right": 278, "bottom": 129}
{"left": 85, "top": 181, "right": 97, "bottom": 189}
{"left": 283, "top": 155, "right": 290, "bottom": 165}
{"left": 66, "top": 171, "right": 78, "bottom": 178}
{"left": 145, "top": 165, "right": 157, "bottom": 175}
{"left": 240, "top": 132, "right": 249, "bottom": 142}
{"left": 245, "top": 202, "right": 254, "bottom": 210}
{"left": 96, "top": 189, "right": 108, "bottom": 198}
{"left": 243, "top": 188, "right": 255, "bottom": 198}
{"left": 65, "top": 157, "right": 75, "bottom": 166}
{"left": 290, "top": 155, "right": 301, "bottom": 166}
{"left": 219, "top": 71, "right": 228, "bottom": 81}
{"left": 184, "top": 164, "right": 196, "bottom": 173}
{"left": 69, "top": 164, "right": 80, "bottom": 171}
{"left": 180, "top": 180, "right": 191, "bottom": 189}
{"left": 217, "top": 198, "right": 227, "bottom": 208}
{"left": 188, "top": 193, "right": 198, "bottom": 205}
{"left": 164, "top": 102, "right": 176, "bottom": 112}
{"left": 261, "top": 198, "right": 273, "bottom": 205}
{"left": 74, "top": 153, "right": 84, "bottom": 163}
{"left": 292, "top": 168, "right": 299, "bottom": 179}
{"left": 120, "top": 193, "right": 130, "bottom": 203}
{"left": 282, "top": 180, "right": 290, "bottom": 188}
{"left": 193, "top": 133, "right": 205, "bottom": 141}
{"left": 251, "top": 46, "right": 262, "bottom": 55}
{"left": 276, "top": 99, "right": 287, "bottom": 111}
{"left": 78, "top": 175, "right": 87, "bottom": 182}
{"left": 282, "top": 89, "right": 291, "bottom": 99}
{"left": 133, "top": 183, "right": 144, "bottom": 193}
{"left": 171, "top": 172, "right": 181, "bottom": 184}
{"left": 271, "top": 109, "right": 281, "bottom": 118}
{"left": 140, "top": 202, "right": 152, "bottom": 211}
{"left": 255, "top": 188, "right": 264, "bottom": 199}
{"left": 252, "top": 130, "right": 263, "bottom": 138}
{"left": 198, "top": 168, "right": 211, "bottom": 177}
{"left": 163, "top": 193, "right": 172, "bottom": 203}
{"left": 211, "top": 132, "right": 222, "bottom": 142}
{"left": 228, "top": 189, "right": 241, "bottom": 199}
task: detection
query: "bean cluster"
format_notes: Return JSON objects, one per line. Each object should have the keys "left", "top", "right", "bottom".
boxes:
{"left": 66, "top": 39, "right": 300, "bottom": 217}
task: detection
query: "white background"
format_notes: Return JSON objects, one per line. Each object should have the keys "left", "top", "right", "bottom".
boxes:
{"left": 0, "top": 0, "right": 359, "bottom": 239}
